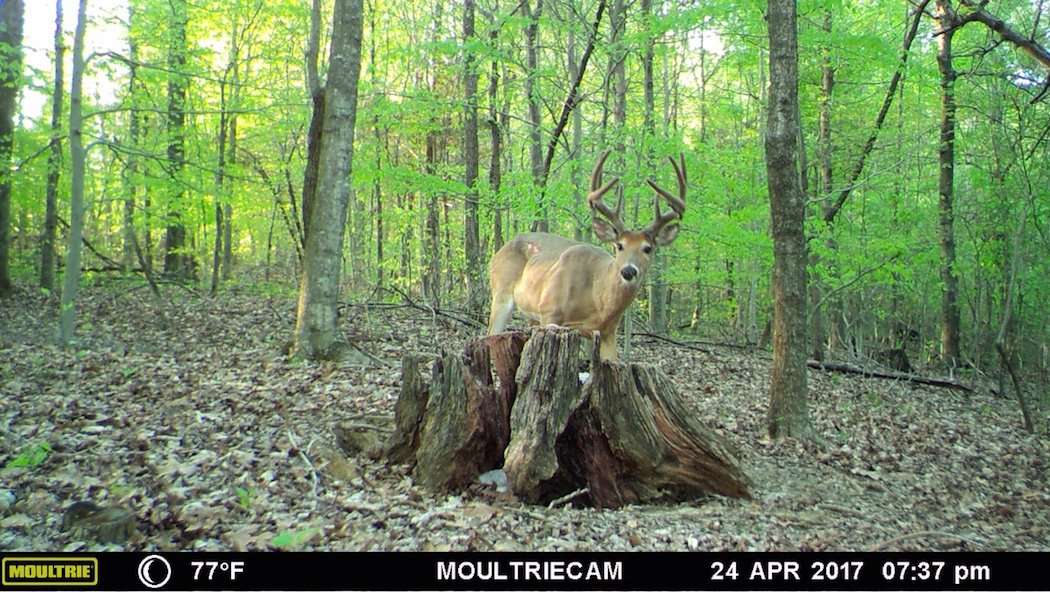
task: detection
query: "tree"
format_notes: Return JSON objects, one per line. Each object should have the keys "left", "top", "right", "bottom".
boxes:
{"left": 935, "top": 0, "right": 961, "bottom": 367}
{"left": 163, "top": 0, "right": 191, "bottom": 279}
{"left": 765, "top": 0, "right": 809, "bottom": 439}
{"left": 292, "top": 0, "right": 365, "bottom": 360}
{"left": 301, "top": 0, "right": 324, "bottom": 247}
{"left": 464, "top": 0, "right": 483, "bottom": 316}
{"left": 40, "top": 0, "right": 63, "bottom": 291}
{"left": 58, "top": 0, "right": 88, "bottom": 347}
{"left": 0, "top": 0, "right": 24, "bottom": 294}
{"left": 524, "top": 0, "right": 545, "bottom": 232}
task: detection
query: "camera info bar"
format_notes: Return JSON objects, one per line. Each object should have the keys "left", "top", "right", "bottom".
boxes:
{"left": 0, "top": 552, "right": 1041, "bottom": 591}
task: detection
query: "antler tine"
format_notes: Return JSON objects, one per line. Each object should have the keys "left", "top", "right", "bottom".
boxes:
{"left": 587, "top": 150, "right": 624, "bottom": 232}
{"left": 645, "top": 154, "right": 687, "bottom": 235}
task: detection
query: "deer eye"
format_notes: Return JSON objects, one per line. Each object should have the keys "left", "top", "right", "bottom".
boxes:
{"left": 616, "top": 242, "right": 624, "bottom": 251}
{"left": 642, "top": 244, "right": 653, "bottom": 254}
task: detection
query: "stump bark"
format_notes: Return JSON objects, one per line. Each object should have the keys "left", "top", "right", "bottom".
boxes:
{"left": 385, "top": 328, "right": 750, "bottom": 507}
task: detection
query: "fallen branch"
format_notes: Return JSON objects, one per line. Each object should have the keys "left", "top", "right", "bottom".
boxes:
{"left": 807, "top": 360, "right": 973, "bottom": 393}
{"left": 870, "top": 529, "right": 982, "bottom": 551}
{"left": 636, "top": 331, "right": 713, "bottom": 354}
{"left": 383, "top": 285, "right": 484, "bottom": 330}
{"left": 547, "top": 488, "right": 589, "bottom": 509}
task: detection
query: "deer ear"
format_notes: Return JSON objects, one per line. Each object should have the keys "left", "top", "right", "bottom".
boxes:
{"left": 592, "top": 217, "right": 619, "bottom": 242}
{"left": 654, "top": 223, "right": 680, "bottom": 246}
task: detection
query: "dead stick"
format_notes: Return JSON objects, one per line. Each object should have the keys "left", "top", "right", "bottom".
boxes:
{"left": 870, "top": 530, "right": 982, "bottom": 551}
{"left": 547, "top": 488, "right": 589, "bottom": 509}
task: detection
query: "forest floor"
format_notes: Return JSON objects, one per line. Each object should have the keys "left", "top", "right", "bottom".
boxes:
{"left": 1, "top": 281, "right": 1048, "bottom": 552}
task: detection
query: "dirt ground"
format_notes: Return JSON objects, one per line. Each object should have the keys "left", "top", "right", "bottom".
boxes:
{"left": 1, "top": 283, "right": 1047, "bottom": 551}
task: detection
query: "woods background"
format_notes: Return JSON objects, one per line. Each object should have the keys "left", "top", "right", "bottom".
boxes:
{"left": 2, "top": 0, "right": 1050, "bottom": 395}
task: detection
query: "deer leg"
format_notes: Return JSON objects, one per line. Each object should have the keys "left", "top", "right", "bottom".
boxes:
{"left": 488, "top": 295, "right": 515, "bottom": 335}
{"left": 598, "top": 331, "right": 619, "bottom": 361}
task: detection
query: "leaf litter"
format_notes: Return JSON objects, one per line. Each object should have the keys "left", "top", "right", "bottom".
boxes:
{"left": 0, "top": 284, "right": 1047, "bottom": 551}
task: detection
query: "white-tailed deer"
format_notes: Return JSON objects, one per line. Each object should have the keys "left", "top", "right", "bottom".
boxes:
{"left": 487, "top": 151, "right": 687, "bottom": 360}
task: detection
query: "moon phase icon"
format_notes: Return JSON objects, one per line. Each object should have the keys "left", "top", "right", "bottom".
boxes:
{"left": 137, "top": 554, "right": 172, "bottom": 589}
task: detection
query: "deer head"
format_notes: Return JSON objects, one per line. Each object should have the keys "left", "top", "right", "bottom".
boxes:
{"left": 587, "top": 150, "right": 687, "bottom": 286}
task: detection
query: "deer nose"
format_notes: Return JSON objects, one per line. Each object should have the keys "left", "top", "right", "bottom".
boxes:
{"left": 620, "top": 264, "right": 638, "bottom": 282}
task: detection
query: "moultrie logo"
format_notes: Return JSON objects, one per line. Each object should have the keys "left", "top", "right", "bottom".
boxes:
{"left": 2, "top": 556, "right": 99, "bottom": 587}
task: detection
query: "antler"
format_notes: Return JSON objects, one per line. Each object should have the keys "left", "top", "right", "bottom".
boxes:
{"left": 645, "top": 154, "right": 687, "bottom": 236}
{"left": 587, "top": 150, "right": 624, "bottom": 233}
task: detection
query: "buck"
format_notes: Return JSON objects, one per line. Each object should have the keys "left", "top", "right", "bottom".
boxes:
{"left": 486, "top": 151, "right": 687, "bottom": 360}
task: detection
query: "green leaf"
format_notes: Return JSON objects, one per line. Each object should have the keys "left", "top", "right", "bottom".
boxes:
{"left": 6, "top": 442, "right": 52, "bottom": 469}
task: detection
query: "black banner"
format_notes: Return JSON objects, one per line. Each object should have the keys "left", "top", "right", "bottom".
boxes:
{"left": 0, "top": 552, "right": 1044, "bottom": 591}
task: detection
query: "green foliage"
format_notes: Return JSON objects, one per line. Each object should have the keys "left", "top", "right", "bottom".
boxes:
{"left": 271, "top": 528, "right": 319, "bottom": 549}
{"left": 235, "top": 487, "right": 256, "bottom": 511}
{"left": 5, "top": 442, "right": 52, "bottom": 469}
{"left": 5, "top": 0, "right": 1048, "bottom": 367}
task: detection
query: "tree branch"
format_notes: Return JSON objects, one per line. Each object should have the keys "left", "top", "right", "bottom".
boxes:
{"left": 960, "top": 1, "right": 1050, "bottom": 71}
{"left": 823, "top": 0, "right": 930, "bottom": 223}
{"left": 540, "top": 0, "right": 607, "bottom": 184}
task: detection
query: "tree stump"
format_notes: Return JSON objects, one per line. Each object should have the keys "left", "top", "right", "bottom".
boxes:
{"left": 385, "top": 328, "right": 750, "bottom": 507}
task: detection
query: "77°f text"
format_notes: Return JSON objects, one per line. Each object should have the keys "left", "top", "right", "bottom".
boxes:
{"left": 437, "top": 560, "right": 623, "bottom": 582}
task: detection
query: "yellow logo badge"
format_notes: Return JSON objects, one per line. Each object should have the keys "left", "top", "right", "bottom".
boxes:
{"left": 2, "top": 557, "right": 98, "bottom": 586}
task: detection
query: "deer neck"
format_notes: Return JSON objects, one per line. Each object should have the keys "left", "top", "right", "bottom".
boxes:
{"left": 596, "top": 259, "right": 641, "bottom": 325}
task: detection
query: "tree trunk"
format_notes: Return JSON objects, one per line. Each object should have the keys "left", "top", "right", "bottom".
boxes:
{"left": 122, "top": 6, "right": 140, "bottom": 275}
{"left": 935, "top": 0, "right": 961, "bottom": 368}
{"left": 0, "top": 0, "right": 24, "bottom": 294}
{"left": 642, "top": 0, "right": 667, "bottom": 335}
{"left": 422, "top": 1, "right": 443, "bottom": 308}
{"left": 765, "top": 0, "right": 809, "bottom": 439}
{"left": 611, "top": 0, "right": 628, "bottom": 356}
{"left": 224, "top": 116, "right": 235, "bottom": 280}
{"left": 40, "top": 0, "right": 63, "bottom": 291}
{"left": 368, "top": 1, "right": 383, "bottom": 291}
{"left": 210, "top": 77, "right": 229, "bottom": 296}
{"left": 58, "top": 0, "right": 88, "bottom": 347}
{"left": 463, "top": 0, "right": 483, "bottom": 316}
{"left": 567, "top": 25, "right": 585, "bottom": 242}
{"left": 388, "top": 329, "right": 751, "bottom": 507}
{"left": 163, "top": 0, "right": 190, "bottom": 279}
{"left": 524, "top": 0, "right": 547, "bottom": 232}
{"left": 292, "top": 0, "right": 365, "bottom": 360}
{"left": 301, "top": 0, "right": 324, "bottom": 248}
{"left": 488, "top": 24, "right": 504, "bottom": 252}
{"left": 810, "top": 10, "right": 833, "bottom": 361}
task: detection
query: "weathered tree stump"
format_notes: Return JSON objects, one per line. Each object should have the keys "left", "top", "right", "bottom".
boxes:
{"left": 385, "top": 328, "right": 750, "bottom": 507}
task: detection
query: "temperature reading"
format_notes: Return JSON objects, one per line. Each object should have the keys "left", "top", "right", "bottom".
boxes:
{"left": 191, "top": 561, "right": 245, "bottom": 581}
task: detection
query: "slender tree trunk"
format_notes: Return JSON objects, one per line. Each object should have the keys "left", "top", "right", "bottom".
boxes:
{"left": 642, "top": 0, "right": 668, "bottom": 334}
{"left": 368, "top": 0, "right": 383, "bottom": 290}
{"left": 423, "top": 2, "right": 443, "bottom": 307}
{"left": 488, "top": 24, "right": 504, "bottom": 251}
{"left": 811, "top": 9, "right": 833, "bottom": 360}
{"left": 0, "top": 0, "right": 24, "bottom": 294}
{"left": 123, "top": 7, "right": 140, "bottom": 275}
{"left": 610, "top": 0, "right": 629, "bottom": 356}
{"left": 163, "top": 0, "right": 190, "bottom": 279}
{"left": 935, "top": 0, "right": 961, "bottom": 367}
{"left": 567, "top": 24, "right": 584, "bottom": 242}
{"left": 40, "top": 0, "right": 63, "bottom": 291}
{"left": 224, "top": 116, "right": 235, "bottom": 279}
{"left": 765, "top": 0, "right": 809, "bottom": 439}
{"left": 464, "top": 0, "right": 483, "bottom": 315}
{"left": 210, "top": 78, "right": 228, "bottom": 296}
{"left": 293, "top": 0, "right": 365, "bottom": 360}
{"left": 524, "top": 0, "right": 546, "bottom": 232}
{"left": 222, "top": 10, "right": 241, "bottom": 281}
{"left": 301, "top": 0, "right": 324, "bottom": 247}
{"left": 58, "top": 0, "right": 88, "bottom": 346}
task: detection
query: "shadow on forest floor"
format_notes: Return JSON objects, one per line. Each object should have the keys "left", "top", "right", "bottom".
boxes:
{"left": 1, "top": 282, "right": 1047, "bottom": 551}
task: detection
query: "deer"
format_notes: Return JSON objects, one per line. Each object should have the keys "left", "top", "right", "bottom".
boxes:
{"left": 486, "top": 151, "right": 687, "bottom": 360}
